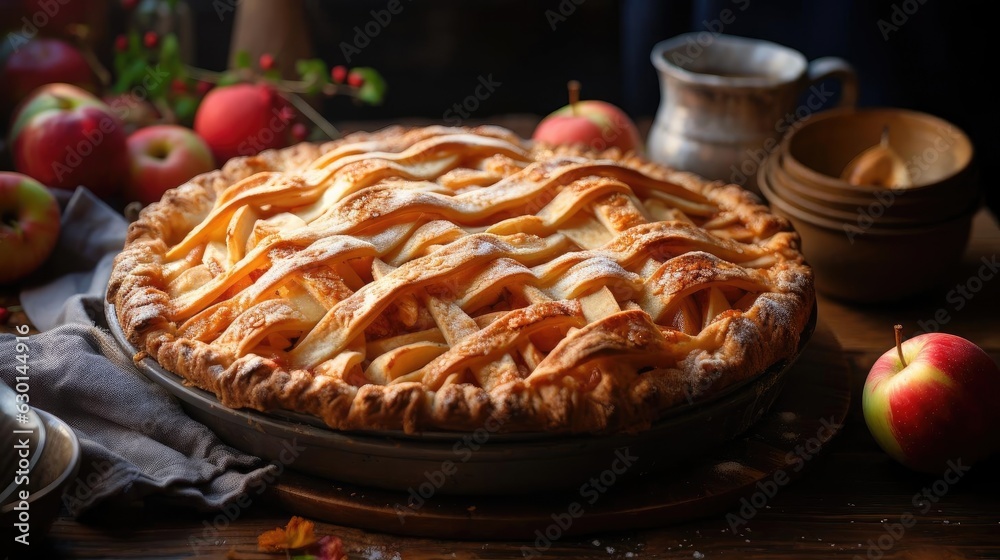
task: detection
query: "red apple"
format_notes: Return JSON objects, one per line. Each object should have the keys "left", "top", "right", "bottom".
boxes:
{"left": 0, "top": 36, "right": 96, "bottom": 113}
{"left": 8, "top": 83, "right": 129, "bottom": 198}
{"left": 0, "top": 172, "right": 60, "bottom": 285}
{"left": 193, "top": 83, "right": 295, "bottom": 163}
{"left": 863, "top": 325, "right": 1000, "bottom": 473}
{"left": 532, "top": 80, "right": 643, "bottom": 155}
{"left": 125, "top": 125, "right": 216, "bottom": 206}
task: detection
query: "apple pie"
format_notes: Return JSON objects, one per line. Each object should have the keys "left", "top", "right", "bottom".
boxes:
{"left": 107, "top": 125, "right": 814, "bottom": 434}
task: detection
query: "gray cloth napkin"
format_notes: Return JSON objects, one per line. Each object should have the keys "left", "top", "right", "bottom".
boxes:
{"left": 0, "top": 188, "right": 276, "bottom": 516}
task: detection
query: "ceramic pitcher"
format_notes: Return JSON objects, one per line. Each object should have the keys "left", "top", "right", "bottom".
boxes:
{"left": 648, "top": 33, "right": 857, "bottom": 193}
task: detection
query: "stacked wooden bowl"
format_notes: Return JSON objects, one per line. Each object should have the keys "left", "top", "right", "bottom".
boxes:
{"left": 758, "top": 107, "right": 979, "bottom": 302}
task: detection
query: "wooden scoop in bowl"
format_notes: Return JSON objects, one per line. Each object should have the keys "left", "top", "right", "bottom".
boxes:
{"left": 841, "top": 126, "right": 912, "bottom": 188}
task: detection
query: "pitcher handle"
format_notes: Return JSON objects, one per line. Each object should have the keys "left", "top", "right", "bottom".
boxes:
{"left": 806, "top": 57, "right": 858, "bottom": 108}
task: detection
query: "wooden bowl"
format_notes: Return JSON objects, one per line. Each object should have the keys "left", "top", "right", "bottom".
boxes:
{"left": 764, "top": 155, "right": 932, "bottom": 227}
{"left": 781, "top": 107, "right": 977, "bottom": 203}
{"left": 759, "top": 161, "right": 975, "bottom": 302}
{"left": 765, "top": 152, "right": 975, "bottom": 226}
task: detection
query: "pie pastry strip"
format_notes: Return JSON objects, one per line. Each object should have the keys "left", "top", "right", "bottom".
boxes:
{"left": 287, "top": 220, "right": 778, "bottom": 372}
{"left": 109, "top": 125, "right": 815, "bottom": 434}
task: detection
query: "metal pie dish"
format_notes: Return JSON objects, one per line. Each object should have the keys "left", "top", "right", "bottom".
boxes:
{"left": 106, "top": 301, "right": 814, "bottom": 495}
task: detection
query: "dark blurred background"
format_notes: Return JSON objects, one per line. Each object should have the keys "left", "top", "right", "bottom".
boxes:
{"left": 181, "top": 0, "right": 995, "bottom": 213}
{"left": 181, "top": 0, "right": 989, "bottom": 121}
{"left": 2, "top": 0, "right": 995, "bottom": 213}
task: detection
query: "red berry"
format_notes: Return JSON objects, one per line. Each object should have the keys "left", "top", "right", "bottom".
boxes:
{"left": 143, "top": 31, "right": 158, "bottom": 49}
{"left": 292, "top": 123, "right": 308, "bottom": 142}
{"left": 121, "top": 0, "right": 138, "bottom": 9}
{"left": 347, "top": 71, "right": 364, "bottom": 88}
{"left": 115, "top": 34, "right": 128, "bottom": 52}
{"left": 170, "top": 79, "right": 187, "bottom": 94}
{"left": 259, "top": 53, "right": 275, "bottom": 71}
{"left": 0, "top": 307, "right": 8, "bottom": 325}
{"left": 278, "top": 106, "right": 296, "bottom": 123}
{"left": 196, "top": 81, "right": 213, "bottom": 95}
{"left": 331, "top": 65, "right": 348, "bottom": 84}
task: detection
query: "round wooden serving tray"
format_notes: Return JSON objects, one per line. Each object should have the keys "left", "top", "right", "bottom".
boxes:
{"left": 265, "top": 320, "right": 849, "bottom": 539}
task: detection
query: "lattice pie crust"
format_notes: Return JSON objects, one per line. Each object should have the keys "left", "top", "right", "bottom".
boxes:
{"left": 108, "top": 126, "right": 814, "bottom": 434}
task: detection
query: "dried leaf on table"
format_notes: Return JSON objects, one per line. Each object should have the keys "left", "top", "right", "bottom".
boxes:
{"left": 257, "top": 516, "right": 317, "bottom": 552}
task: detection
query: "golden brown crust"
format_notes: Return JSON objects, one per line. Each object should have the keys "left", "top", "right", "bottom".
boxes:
{"left": 108, "top": 125, "right": 814, "bottom": 434}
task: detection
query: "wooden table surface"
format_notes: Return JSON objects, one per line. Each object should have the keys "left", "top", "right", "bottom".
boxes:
{"left": 8, "top": 118, "right": 1000, "bottom": 559}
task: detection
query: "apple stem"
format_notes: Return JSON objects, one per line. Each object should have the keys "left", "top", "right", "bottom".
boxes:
{"left": 894, "top": 324, "right": 907, "bottom": 368}
{"left": 568, "top": 80, "right": 581, "bottom": 116}
{"left": 54, "top": 95, "right": 74, "bottom": 111}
